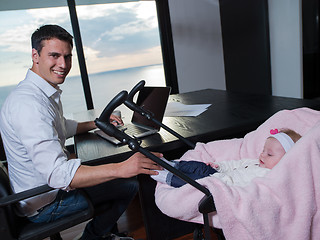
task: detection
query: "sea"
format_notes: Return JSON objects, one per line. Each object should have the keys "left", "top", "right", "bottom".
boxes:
{"left": 0, "top": 64, "right": 165, "bottom": 118}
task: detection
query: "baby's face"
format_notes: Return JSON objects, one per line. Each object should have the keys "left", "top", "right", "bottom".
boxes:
{"left": 259, "top": 137, "right": 285, "bottom": 169}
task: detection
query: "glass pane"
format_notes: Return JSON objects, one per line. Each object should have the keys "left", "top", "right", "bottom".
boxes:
{"left": 0, "top": 7, "right": 86, "bottom": 118}
{"left": 0, "top": 1, "right": 165, "bottom": 117}
{"left": 74, "top": 1, "right": 165, "bottom": 112}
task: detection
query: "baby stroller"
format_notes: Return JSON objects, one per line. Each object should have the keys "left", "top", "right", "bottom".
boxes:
{"left": 154, "top": 106, "right": 320, "bottom": 239}
{"left": 95, "top": 81, "right": 218, "bottom": 240}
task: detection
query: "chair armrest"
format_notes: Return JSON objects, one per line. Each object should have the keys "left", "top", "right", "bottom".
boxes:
{"left": 0, "top": 184, "right": 53, "bottom": 207}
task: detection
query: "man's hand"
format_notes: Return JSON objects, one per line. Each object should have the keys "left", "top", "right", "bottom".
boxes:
{"left": 70, "top": 152, "right": 164, "bottom": 188}
{"left": 110, "top": 114, "right": 123, "bottom": 126}
{"left": 117, "top": 152, "right": 163, "bottom": 178}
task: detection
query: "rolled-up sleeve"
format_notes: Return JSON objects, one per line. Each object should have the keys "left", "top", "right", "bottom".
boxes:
{"left": 65, "top": 118, "right": 78, "bottom": 138}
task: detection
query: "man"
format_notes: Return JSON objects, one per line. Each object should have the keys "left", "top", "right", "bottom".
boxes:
{"left": 0, "top": 25, "right": 162, "bottom": 240}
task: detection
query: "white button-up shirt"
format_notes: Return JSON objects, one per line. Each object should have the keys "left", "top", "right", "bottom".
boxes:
{"left": 0, "top": 69, "right": 81, "bottom": 216}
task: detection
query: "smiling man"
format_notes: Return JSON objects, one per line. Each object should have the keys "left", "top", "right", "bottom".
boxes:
{"left": 0, "top": 25, "right": 162, "bottom": 240}
{"left": 31, "top": 36, "right": 73, "bottom": 87}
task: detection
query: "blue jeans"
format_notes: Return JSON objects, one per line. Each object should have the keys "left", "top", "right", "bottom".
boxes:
{"left": 29, "top": 177, "right": 138, "bottom": 239}
{"left": 28, "top": 189, "right": 89, "bottom": 223}
{"left": 168, "top": 161, "right": 217, "bottom": 188}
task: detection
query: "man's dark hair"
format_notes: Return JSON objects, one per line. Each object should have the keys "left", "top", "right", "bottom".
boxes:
{"left": 31, "top": 25, "right": 73, "bottom": 54}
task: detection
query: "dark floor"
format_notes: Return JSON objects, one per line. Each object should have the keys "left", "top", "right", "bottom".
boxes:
{"left": 46, "top": 194, "right": 219, "bottom": 240}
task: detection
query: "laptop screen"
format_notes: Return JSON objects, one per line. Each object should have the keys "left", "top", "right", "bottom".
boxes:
{"left": 131, "top": 86, "right": 171, "bottom": 130}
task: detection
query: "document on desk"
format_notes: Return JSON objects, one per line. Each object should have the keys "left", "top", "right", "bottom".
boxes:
{"left": 164, "top": 102, "right": 211, "bottom": 117}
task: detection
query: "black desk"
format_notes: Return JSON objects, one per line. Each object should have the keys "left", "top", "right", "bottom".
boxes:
{"left": 74, "top": 89, "right": 320, "bottom": 164}
{"left": 74, "top": 89, "right": 320, "bottom": 239}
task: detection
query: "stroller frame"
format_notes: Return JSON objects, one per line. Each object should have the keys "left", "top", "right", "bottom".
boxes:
{"left": 95, "top": 81, "right": 216, "bottom": 240}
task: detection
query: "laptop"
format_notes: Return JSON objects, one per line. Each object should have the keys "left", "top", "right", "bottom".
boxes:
{"left": 95, "top": 86, "right": 171, "bottom": 145}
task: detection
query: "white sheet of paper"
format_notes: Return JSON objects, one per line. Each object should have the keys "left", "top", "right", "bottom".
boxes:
{"left": 164, "top": 102, "right": 211, "bottom": 117}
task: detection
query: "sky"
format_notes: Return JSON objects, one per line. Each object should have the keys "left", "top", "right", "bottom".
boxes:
{"left": 0, "top": 2, "right": 163, "bottom": 87}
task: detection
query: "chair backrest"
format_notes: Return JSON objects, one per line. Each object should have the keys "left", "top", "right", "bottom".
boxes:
{"left": 0, "top": 162, "right": 12, "bottom": 198}
{"left": 0, "top": 134, "right": 94, "bottom": 240}
{"left": 0, "top": 134, "right": 25, "bottom": 239}
{"left": 0, "top": 134, "right": 10, "bottom": 198}
{"left": 0, "top": 158, "right": 24, "bottom": 239}
{"left": 0, "top": 133, "right": 6, "bottom": 162}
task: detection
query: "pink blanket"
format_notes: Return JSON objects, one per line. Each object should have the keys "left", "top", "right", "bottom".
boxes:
{"left": 155, "top": 107, "right": 320, "bottom": 240}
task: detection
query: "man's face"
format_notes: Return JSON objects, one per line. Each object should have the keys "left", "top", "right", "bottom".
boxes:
{"left": 32, "top": 38, "right": 72, "bottom": 88}
{"left": 259, "top": 137, "right": 285, "bottom": 169}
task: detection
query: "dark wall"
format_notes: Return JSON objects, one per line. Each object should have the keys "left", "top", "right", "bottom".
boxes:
{"left": 302, "top": 0, "right": 320, "bottom": 99}
{"left": 156, "top": 0, "right": 179, "bottom": 94}
{"left": 219, "top": 0, "right": 272, "bottom": 95}
{"left": 157, "top": 0, "right": 272, "bottom": 95}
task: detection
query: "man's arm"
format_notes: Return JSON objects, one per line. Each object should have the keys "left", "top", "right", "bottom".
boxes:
{"left": 76, "top": 121, "right": 96, "bottom": 134}
{"left": 69, "top": 152, "right": 163, "bottom": 188}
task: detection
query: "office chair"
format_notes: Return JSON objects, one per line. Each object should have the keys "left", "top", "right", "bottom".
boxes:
{"left": 0, "top": 135, "right": 94, "bottom": 240}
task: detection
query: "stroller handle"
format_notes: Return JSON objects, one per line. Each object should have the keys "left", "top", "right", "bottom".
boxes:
{"left": 127, "top": 80, "right": 145, "bottom": 102}
{"left": 125, "top": 80, "right": 148, "bottom": 117}
{"left": 97, "top": 90, "right": 128, "bottom": 122}
{"left": 95, "top": 91, "right": 133, "bottom": 144}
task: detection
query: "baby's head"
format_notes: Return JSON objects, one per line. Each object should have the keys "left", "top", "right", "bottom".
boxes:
{"left": 259, "top": 129, "right": 301, "bottom": 169}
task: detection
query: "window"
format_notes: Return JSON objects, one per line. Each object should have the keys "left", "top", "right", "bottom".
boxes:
{"left": 0, "top": 1, "right": 165, "bottom": 116}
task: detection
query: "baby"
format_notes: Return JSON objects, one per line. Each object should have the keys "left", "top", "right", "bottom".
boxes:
{"left": 152, "top": 128, "right": 301, "bottom": 187}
